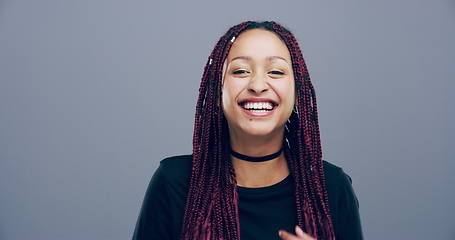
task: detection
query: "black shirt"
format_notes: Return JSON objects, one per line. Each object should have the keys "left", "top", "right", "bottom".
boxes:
{"left": 132, "top": 154, "right": 363, "bottom": 240}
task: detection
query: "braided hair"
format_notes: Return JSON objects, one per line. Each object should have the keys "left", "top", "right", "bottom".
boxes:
{"left": 180, "top": 20, "right": 336, "bottom": 240}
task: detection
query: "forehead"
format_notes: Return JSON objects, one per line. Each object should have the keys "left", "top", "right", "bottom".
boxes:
{"left": 226, "top": 28, "right": 292, "bottom": 64}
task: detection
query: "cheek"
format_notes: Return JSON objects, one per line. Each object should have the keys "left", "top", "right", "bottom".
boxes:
{"left": 221, "top": 90, "right": 230, "bottom": 111}
{"left": 274, "top": 80, "right": 295, "bottom": 106}
{"left": 222, "top": 80, "right": 243, "bottom": 110}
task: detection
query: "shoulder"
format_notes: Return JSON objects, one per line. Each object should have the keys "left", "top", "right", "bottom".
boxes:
{"left": 322, "top": 159, "right": 354, "bottom": 188}
{"left": 159, "top": 154, "right": 193, "bottom": 168}
{"left": 155, "top": 154, "right": 193, "bottom": 185}
{"left": 322, "top": 159, "right": 360, "bottom": 209}
{"left": 134, "top": 155, "right": 193, "bottom": 240}
{"left": 322, "top": 160, "right": 364, "bottom": 239}
{"left": 159, "top": 154, "right": 193, "bottom": 172}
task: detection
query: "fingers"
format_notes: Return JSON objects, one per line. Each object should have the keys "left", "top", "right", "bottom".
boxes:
{"left": 278, "top": 226, "right": 317, "bottom": 240}
{"left": 278, "top": 230, "right": 301, "bottom": 240}
{"left": 295, "top": 225, "right": 317, "bottom": 240}
{"left": 295, "top": 225, "right": 306, "bottom": 238}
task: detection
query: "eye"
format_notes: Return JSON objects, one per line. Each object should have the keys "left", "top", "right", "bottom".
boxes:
{"left": 269, "top": 70, "right": 284, "bottom": 75}
{"left": 232, "top": 69, "right": 249, "bottom": 75}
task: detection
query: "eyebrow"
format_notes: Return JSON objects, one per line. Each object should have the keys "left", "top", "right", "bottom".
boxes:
{"left": 230, "top": 55, "right": 288, "bottom": 63}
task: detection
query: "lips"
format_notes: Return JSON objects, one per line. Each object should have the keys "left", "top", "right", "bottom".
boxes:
{"left": 237, "top": 98, "right": 279, "bottom": 117}
{"left": 237, "top": 98, "right": 279, "bottom": 107}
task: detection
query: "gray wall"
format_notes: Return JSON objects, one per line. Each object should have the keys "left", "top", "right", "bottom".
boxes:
{"left": 0, "top": 0, "right": 453, "bottom": 239}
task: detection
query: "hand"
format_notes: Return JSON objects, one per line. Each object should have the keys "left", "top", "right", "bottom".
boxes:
{"left": 278, "top": 225, "right": 317, "bottom": 240}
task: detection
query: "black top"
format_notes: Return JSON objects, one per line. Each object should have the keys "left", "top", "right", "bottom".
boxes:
{"left": 132, "top": 154, "right": 363, "bottom": 240}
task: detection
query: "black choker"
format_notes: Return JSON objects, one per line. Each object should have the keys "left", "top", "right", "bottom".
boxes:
{"left": 230, "top": 148, "right": 283, "bottom": 162}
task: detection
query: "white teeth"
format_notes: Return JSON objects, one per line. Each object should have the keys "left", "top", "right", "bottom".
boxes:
{"left": 241, "top": 102, "right": 274, "bottom": 110}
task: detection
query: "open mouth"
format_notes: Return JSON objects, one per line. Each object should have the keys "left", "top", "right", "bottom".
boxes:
{"left": 237, "top": 100, "right": 278, "bottom": 116}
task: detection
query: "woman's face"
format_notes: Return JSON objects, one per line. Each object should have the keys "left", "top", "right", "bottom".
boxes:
{"left": 221, "top": 28, "right": 295, "bottom": 138}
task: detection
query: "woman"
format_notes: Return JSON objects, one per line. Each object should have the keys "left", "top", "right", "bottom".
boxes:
{"left": 133, "top": 21, "right": 363, "bottom": 240}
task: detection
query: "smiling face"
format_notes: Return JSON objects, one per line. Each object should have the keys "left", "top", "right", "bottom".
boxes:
{"left": 221, "top": 28, "right": 295, "bottom": 139}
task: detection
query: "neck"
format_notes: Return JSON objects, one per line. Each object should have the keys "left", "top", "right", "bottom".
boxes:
{"left": 229, "top": 127, "right": 289, "bottom": 188}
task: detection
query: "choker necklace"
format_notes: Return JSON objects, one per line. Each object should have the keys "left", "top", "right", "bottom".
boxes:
{"left": 230, "top": 148, "right": 283, "bottom": 162}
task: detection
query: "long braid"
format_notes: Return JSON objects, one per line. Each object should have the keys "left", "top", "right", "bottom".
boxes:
{"left": 275, "top": 22, "right": 336, "bottom": 238}
{"left": 181, "top": 21, "right": 336, "bottom": 240}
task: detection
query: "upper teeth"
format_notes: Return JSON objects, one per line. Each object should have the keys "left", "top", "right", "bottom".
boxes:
{"left": 242, "top": 102, "right": 274, "bottom": 110}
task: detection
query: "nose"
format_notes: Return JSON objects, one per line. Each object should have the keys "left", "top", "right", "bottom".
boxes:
{"left": 247, "top": 72, "right": 269, "bottom": 94}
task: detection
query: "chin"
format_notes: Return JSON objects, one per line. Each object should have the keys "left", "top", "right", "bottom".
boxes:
{"left": 240, "top": 124, "right": 278, "bottom": 137}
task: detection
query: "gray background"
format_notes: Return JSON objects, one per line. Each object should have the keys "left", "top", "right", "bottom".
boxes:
{"left": 0, "top": 0, "right": 453, "bottom": 239}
